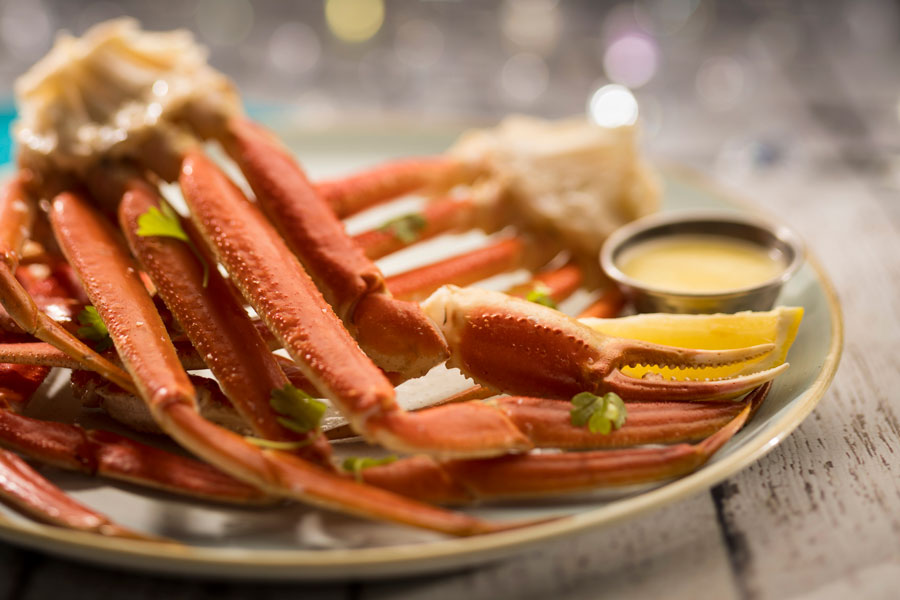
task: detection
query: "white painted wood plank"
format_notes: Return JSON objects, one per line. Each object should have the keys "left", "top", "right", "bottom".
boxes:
{"left": 699, "top": 30, "right": 900, "bottom": 591}
{"left": 361, "top": 495, "right": 738, "bottom": 600}
{"left": 791, "top": 559, "right": 900, "bottom": 600}
{"left": 708, "top": 168, "right": 900, "bottom": 599}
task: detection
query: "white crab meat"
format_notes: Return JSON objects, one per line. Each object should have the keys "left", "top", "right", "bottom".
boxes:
{"left": 449, "top": 115, "right": 660, "bottom": 260}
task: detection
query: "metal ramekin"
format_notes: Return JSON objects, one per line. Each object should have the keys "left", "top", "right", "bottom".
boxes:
{"left": 600, "top": 210, "right": 805, "bottom": 314}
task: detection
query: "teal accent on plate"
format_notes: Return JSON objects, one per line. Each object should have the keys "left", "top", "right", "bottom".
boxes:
{"left": 0, "top": 101, "right": 14, "bottom": 166}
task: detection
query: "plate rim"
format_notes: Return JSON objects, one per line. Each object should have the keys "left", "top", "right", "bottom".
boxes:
{"left": 0, "top": 164, "right": 844, "bottom": 580}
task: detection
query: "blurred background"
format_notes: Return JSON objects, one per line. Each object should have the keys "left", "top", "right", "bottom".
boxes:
{"left": 0, "top": 0, "right": 897, "bottom": 193}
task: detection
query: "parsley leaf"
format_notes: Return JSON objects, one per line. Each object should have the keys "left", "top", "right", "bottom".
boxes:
{"left": 342, "top": 455, "right": 398, "bottom": 481}
{"left": 76, "top": 306, "right": 113, "bottom": 352}
{"left": 244, "top": 436, "right": 313, "bottom": 451}
{"left": 526, "top": 283, "right": 558, "bottom": 309}
{"left": 378, "top": 213, "right": 427, "bottom": 243}
{"left": 570, "top": 392, "right": 627, "bottom": 435}
{"left": 136, "top": 202, "right": 209, "bottom": 287}
{"left": 136, "top": 203, "right": 189, "bottom": 242}
{"left": 269, "top": 384, "right": 327, "bottom": 434}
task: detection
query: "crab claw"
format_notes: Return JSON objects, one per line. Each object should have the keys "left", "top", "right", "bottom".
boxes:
{"left": 423, "top": 285, "right": 786, "bottom": 402}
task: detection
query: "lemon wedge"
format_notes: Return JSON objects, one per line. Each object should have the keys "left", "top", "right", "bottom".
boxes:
{"left": 580, "top": 307, "right": 803, "bottom": 380}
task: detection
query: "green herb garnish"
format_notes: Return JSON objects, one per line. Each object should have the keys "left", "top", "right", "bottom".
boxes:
{"left": 570, "top": 392, "right": 627, "bottom": 435}
{"left": 244, "top": 437, "right": 313, "bottom": 451}
{"left": 378, "top": 213, "right": 427, "bottom": 243}
{"left": 269, "top": 384, "right": 327, "bottom": 434}
{"left": 76, "top": 306, "right": 113, "bottom": 352}
{"left": 136, "top": 202, "right": 209, "bottom": 287}
{"left": 136, "top": 203, "right": 189, "bottom": 241}
{"left": 342, "top": 455, "right": 398, "bottom": 481}
{"left": 526, "top": 283, "right": 558, "bottom": 309}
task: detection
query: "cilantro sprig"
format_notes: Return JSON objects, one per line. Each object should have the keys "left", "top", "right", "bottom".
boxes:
{"left": 570, "top": 392, "right": 627, "bottom": 435}
{"left": 525, "top": 282, "right": 558, "bottom": 309}
{"left": 136, "top": 202, "right": 210, "bottom": 287}
{"left": 378, "top": 213, "right": 427, "bottom": 244}
{"left": 76, "top": 306, "right": 113, "bottom": 352}
{"left": 342, "top": 455, "right": 398, "bottom": 481}
{"left": 269, "top": 384, "right": 327, "bottom": 434}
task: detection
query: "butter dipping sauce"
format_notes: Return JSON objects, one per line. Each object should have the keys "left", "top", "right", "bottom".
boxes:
{"left": 600, "top": 210, "right": 805, "bottom": 314}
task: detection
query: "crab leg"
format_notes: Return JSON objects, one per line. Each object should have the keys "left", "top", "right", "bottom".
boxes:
{"left": 0, "top": 356, "right": 157, "bottom": 537}
{"left": 361, "top": 384, "right": 765, "bottom": 504}
{"left": 0, "top": 178, "right": 134, "bottom": 393}
{"left": 326, "top": 262, "right": 586, "bottom": 441}
{"left": 0, "top": 349, "right": 263, "bottom": 506}
{"left": 354, "top": 196, "right": 479, "bottom": 260}
{"left": 386, "top": 238, "right": 527, "bottom": 302}
{"left": 0, "top": 340, "right": 219, "bottom": 372}
{"left": 315, "top": 157, "right": 477, "bottom": 218}
{"left": 218, "top": 117, "right": 448, "bottom": 380}
{"left": 505, "top": 262, "right": 584, "bottom": 305}
{"left": 117, "top": 177, "right": 331, "bottom": 464}
{"left": 494, "top": 396, "right": 748, "bottom": 449}
{"left": 180, "top": 149, "right": 532, "bottom": 460}
{"left": 578, "top": 285, "right": 626, "bottom": 318}
{"left": 0, "top": 410, "right": 268, "bottom": 504}
{"left": 0, "top": 448, "right": 153, "bottom": 538}
{"left": 50, "top": 188, "right": 509, "bottom": 536}
{"left": 423, "top": 286, "right": 786, "bottom": 402}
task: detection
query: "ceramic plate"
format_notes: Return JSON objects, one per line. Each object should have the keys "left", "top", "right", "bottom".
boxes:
{"left": 0, "top": 128, "right": 842, "bottom": 580}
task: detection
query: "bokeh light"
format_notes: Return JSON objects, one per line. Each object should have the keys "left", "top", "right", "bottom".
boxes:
{"left": 588, "top": 84, "right": 639, "bottom": 127}
{"left": 603, "top": 33, "right": 658, "bottom": 88}
{"left": 325, "top": 0, "right": 384, "bottom": 44}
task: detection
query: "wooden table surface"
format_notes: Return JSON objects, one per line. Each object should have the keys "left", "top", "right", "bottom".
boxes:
{"left": 0, "top": 1, "right": 896, "bottom": 598}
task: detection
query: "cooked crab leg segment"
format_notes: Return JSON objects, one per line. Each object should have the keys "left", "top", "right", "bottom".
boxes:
{"left": 328, "top": 263, "right": 585, "bottom": 442}
{"left": 0, "top": 410, "right": 267, "bottom": 504}
{"left": 0, "top": 341, "right": 224, "bottom": 373}
{"left": 0, "top": 176, "right": 36, "bottom": 267}
{"left": 424, "top": 286, "right": 785, "bottom": 402}
{"left": 0, "top": 448, "right": 153, "bottom": 538}
{"left": 219, "top": 117, "right": 448, "bottom": 380}
{"left": 315, "top": 157, "right": 477, "bottom": 218}
{"left": 0, "top": 178, "right": 134, "bottom": 393}
{"left": 386, "top": 238, "right": 527, "bottom": 303}
{"left": 179, "top": 150, "right": 393, "bottom": 422}
{"left": 362, "top": 385, "right": 764, "bottom": 504}
{"left": 180, "top": 151, "right": 531, "bottom": 459}
{"left": 117, "top": 179, "right": 331, "bottom": 463}
{"left": 0, "top": 355, "right": 258, "bottom": 508}
{"left": 51, "top": 189, "right": 509, "bottom": 536}
{"left": 354, "top": 196, "right": 478, "bottom": 260}
{"left": 505, "top": 262, "right": 584, "bottom": 305}
{"left": 0, "top": 348, "right": 260, "bottom": 508}
{"left": 578, "top": 286, "right": 626, "bottom": 319}
{"left": 495, "top": 397, "right": 747, "bottom": 449}
{"left": 0, "top": 341, "right": 76, "bottom": 367}
{"left": 0, "top": 362, "right": 153, "bottom": 538}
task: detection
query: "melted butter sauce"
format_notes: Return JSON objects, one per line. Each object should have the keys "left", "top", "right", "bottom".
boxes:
{"left": 617, "top": 234, "right": 785, "bottom": 293}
